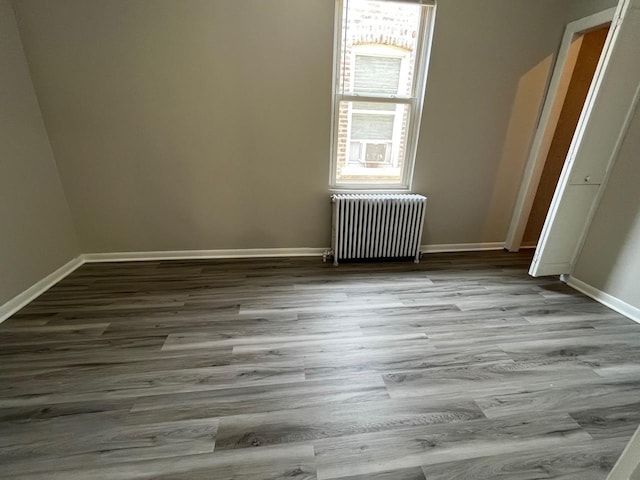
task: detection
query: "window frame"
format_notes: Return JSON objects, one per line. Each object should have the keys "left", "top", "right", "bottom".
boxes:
{"left": 329, "top": 0, "right": 436, "bottom": 191}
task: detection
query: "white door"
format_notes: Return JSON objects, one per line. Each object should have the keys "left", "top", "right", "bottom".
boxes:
{"left": 530, "top": 0, "right": 640, "bottom": 277}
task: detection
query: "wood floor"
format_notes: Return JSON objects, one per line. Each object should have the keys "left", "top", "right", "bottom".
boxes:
{"left": 1, "top": 251, "right": 640, "bottom": 479}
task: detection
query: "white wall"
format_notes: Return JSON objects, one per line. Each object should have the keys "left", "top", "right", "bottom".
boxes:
{"left": 0, "top": 0, "right": 78, "bottom": 307}
{"left": 572, "top": 100, "right": 640, "bottom": 312}
{"left": 11, "top": 0, "right": 573, "bottom": 253}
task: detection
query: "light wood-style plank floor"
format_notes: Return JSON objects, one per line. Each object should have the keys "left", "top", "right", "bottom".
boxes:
{"left": 1, "top": 251, "right": 640, "bottom": 479}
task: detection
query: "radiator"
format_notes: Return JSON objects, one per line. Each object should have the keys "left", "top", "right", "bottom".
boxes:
{"left": 330, "top": 194, "right": 427, "bottom": 266}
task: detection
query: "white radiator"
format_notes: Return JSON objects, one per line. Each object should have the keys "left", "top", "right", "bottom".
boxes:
{"left": 330, "top": 194, "right": 427, "bottom": 266}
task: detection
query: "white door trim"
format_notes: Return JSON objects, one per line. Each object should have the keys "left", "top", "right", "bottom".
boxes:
{"left": 504, "top": 7, "right": 617, "bottom": 252}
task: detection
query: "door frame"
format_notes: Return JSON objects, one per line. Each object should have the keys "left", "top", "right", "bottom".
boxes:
{"left": 504, "top": 7, "right": 617, "bottom": 252}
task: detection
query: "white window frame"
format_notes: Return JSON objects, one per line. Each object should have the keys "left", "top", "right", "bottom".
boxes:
{"left": 329, "top": 0, "right": 436, "bottom": 191}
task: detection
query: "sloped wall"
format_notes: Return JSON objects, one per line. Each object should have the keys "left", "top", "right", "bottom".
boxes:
{"left": 0, "top": 0, "right": 78, "bottom": 307}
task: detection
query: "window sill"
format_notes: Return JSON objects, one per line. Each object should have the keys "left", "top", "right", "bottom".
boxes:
{"left": 329, "top": 186, "right": 413, "bottom": 194}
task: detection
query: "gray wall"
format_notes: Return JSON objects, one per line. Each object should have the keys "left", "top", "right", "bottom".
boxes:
{"left": 572, "top": 102, "right": 640, "bottom": 311}
{"left": 11, "top": 0, "right": 572, "bottom": 253}
{"left": 567, "top": 0, "right": 619, "bottom": 22}
{"left": 0, "top": 0, "right": 78, "bottom": 306}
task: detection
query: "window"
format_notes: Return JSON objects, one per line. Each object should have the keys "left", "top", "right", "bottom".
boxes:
{"left": 330, "top": 0, "right": 436, "bottom": 189}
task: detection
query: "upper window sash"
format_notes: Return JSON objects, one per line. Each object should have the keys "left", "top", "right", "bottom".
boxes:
{"left": 337, "top": 9, "right": 424, "bottom": 99}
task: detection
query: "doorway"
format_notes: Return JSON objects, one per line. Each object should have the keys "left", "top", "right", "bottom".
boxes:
{"left": 521, "top": 26, "right": 610, "bottom": 248}
{"left": 504, "top": 8, "right": 616, "bottom": 252}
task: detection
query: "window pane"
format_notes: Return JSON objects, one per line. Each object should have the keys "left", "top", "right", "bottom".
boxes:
{"left": 351, "top": 113, "right": 394, "bottom": 140}
{"left": 339, "top": 0, "right": 422, "bottom": 97}
{"left": 354, "top": 55, "right": 401, "bottom": 95}
{"left": 336, "top": 101, "right": 411, "bottom": 185}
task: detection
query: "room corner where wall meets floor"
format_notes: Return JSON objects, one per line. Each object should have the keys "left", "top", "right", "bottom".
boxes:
{"left": 5, "top": 0, "right": 638, "bottom": 327}
{"left": 563, "top": 275, "right": 640, "bottom": 326}
{"left": 0, "top": 243, "right": 506, "bottom": 324}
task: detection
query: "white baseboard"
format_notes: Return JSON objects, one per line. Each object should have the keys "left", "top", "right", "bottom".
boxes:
{"left": 82, "top": 244, "right": 507, "bottom": 263}
{"left": 421, "top": 242, "right": 505, "bottom": 253}
{"left": 564, "top": 275, "right": 640, "bottom": 325}
{"left": 82, "top": 247, "right": 328, "bottom": 263}
{"left": 0, "top": 256, "right": 84, "bottom": 324}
